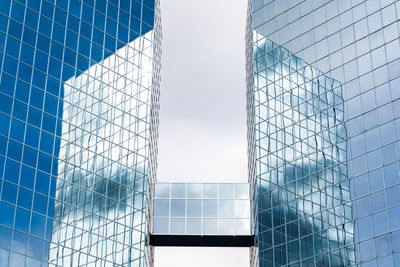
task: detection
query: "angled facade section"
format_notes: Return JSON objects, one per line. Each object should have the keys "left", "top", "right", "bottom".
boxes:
{"left": 253, "top": 33, "right": 354, "bottom": 266}
{"left": 49, "top": 31, "right": 155, "bottom": 266}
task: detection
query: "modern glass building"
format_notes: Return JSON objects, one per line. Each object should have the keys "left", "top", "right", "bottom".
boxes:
{"left": 1, "top": 0, "right": 399, "bottom": 266}
{"left": 250, "top": 0, "right": 400, "bottom": 266}
{"left": 0, "top": 0, "right": 160, "bottom": 266}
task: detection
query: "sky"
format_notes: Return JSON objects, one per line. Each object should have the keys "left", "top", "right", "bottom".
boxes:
{"left": 155, "top": 0, "right": 250, "bottom": 265}
{"left": 155, "top": 247, "right": 250, "bottom": 267}
{"left": 156, "top": 0, "right": 248, "bottom": 183}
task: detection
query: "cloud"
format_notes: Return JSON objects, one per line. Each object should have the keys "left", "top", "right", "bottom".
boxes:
{"left": 157, "top": 0, "right": 248, "bottom": 183}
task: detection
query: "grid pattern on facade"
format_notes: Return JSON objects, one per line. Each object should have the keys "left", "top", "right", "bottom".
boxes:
{"left": 0, "top": 0, "right": 156, "bottom": 266}
{"left": 251, "top": 0, "right": 400, "bottom": 266}
{"left": 253, "top": 34, "right": 355, "bottom": 266}
{"left": 152, "top": 183, "right": 251, "bottom": 236}
{"left": 49, "top": 32, "right": 154, "bottom": 266}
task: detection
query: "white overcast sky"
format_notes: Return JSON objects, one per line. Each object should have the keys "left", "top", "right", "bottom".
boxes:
{"left": 155, "top": 0, "right": 249, "bottom": 266}
{"left": 156, "top": 0, "right": 248, "bottom": 183}
{"left": 155, "top": 247, "right": 250, "bottom": 267}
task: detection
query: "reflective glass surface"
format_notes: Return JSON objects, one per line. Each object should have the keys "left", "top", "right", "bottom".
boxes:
{"left": 152, "top": 183, "right": 251, "bottom": 235}
{"left": 251, "top": 0, "right": 400, "bottom": 266}
{"left": 0, "top": 0, "right": 157, "bottom": 266}
{"left": 253, "top": 35, "right": 354, "bottom": 267}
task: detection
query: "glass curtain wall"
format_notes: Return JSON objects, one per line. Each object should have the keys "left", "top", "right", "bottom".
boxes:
{"left": 251, "top": 0, "right": 400, "bottom": 266}
{"left": 253, "top": 34, "right": 354, "bottom": 267}
{"left": 0, "top": 0, "right": 157, "bottom": 266}
{"left": 152, "top": 183, "right": 251, "bottom": 236}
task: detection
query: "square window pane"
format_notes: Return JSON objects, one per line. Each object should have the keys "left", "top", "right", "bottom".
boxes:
{"left": 392, "top": 230, "right": 400, "bottom": 252}
{"left": 170, "top": 218, "right": 185, "bottom": 234}
{"left": 153, "top": 218, "right": 169, "bottom": 234}
{"left": 14, "top": 207, "right": 30, "bottom": 232}
{"left": 0, "top": 201, "right": 15, "bottom": 228}
{"left": 219, "top": 184, "right": 233, "bottom": 199}
{"left": 12, "top": 231, "right": 27, "bottom": 254}
{"left": 9, "top": 252, "right": 25, "bottom": 267}
{"left": 187, "top": 218, "right": 201, "bottom": 235}
{"left": 187, "top": 200, "right": 201, "bottom": 217}
{"left": 235, "top": 219, "right": 250, "bottom": 235}
{"left": 203, "top": 218, "right": 217, "bottom": 235}
{"left": 375, "top": 234, "right": 391, "bottom": 258}
{"left": 235, "top": 184, "right": 249, "bottom": 199}
{"left": 0, "top": 226, "right": 11, "bottom": 249}
{"left": 235, "top": 200, "right": 250, "bottom": 218}
{"left": 153, "top": 199, "right": 169, "bottom": 217}
{"left": 171, "top": 200, "right": 185, "bottom": 217}
{"left": 27, "top": 236, "right": 42, "bottom": 259}
{"left": 219, "top": 219, "right": 234, "bottom": 235}
{"left": 203, "top": 184, "right": 217, "bottom": 198}
{"left": 219, "top": 200, "right": 234, "bottom": 218}
{"left": 154, "top": 184, "right": 170, "bottom": 198}
{"left": 187, "top": 184, "right": 202, "bottom": 198}
{"left": 203, "top": 200, "right": 217, "bottom": 217}
{"left": 171, "top": 183, "right": 185, "bottom": 198}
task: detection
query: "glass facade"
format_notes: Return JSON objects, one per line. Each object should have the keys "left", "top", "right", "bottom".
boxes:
{"left": 253, "top": 35, "right": 354, "bottom": 266}
{"left": 251, "top": 0, "right": 400, "bottom": 266}
{"left": 0, "top": 0, "right": 158, "bottom": 266}
{"left": 1, "top": 0, "right": 399, "bottom": 266}
{"left": 152, "top": 183, "right": 251, "bottom": 236}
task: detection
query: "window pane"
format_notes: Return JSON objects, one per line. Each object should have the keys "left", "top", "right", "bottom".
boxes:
{"left": 187, "top": 200, "right": 201, "bottom": 217}
{"left": 187, "top": 184, "right": 202, "bottom": 198}
{"left": 203, "top": 200, "right": 217, "bottom": 217}
{"left": 375, "top": 234, "right": 391, "bottom": 258}
{"left": 203, "top": 218, "right": 217, "bottom": 235}
{"left": 187, "top": 218, "right": 201, "bottom": 235}
{"left": 0, "top": 226, "right": 11, "bottom": 249}
{"left": 219, "top": 200, "right": 234, "bottom": 218}
{"left": 155, "top": 184, "right": 170, "bottom": 198}
{"left": 153, "top": 200, "right": 169, "bottom": 217}
{"left": 219, "top": 184, "right": 233, "bottom": 199}
{"left": 153, "top": 218, "right": 169, "bottom": 234}
{"left": 171, "top": 200, "right": 185, "bottom": 217}
{"left": 12, "top": 231, "right": 27, "bottom": 254}
{"left": 235, "top": 184, "right": 249, "bottom": 199}
{"left": 235, "top": 219, "right": 250, "bottom": 235}
{"left": 203, "top": 184, "right": 217, "bottom": 198}
{"left": 170, "top": 218, "right": 185, "bottom": 234}
{"left": 235, "top": 200, "right": 250, "bottom": 218}
{"left": 219, "top": 219, "right": 234, "bottom": 235}
{"left": 171, "top": 183, "right": 185, "bottom": 198}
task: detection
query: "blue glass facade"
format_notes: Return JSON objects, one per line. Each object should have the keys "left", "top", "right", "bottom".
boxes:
{"left": 0, "top": 0, "right": 157, "bottom": 266}
{"left": 250, "top": 0, "right": 400, "bottom": 266}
